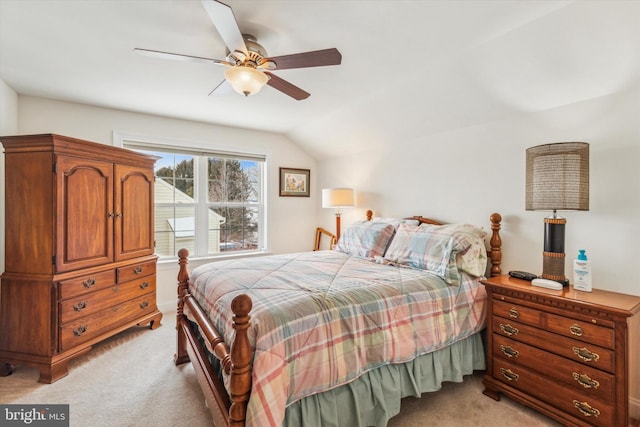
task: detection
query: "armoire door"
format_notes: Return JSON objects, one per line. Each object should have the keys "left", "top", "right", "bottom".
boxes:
{"left": 114, "top": 164, "right": 155, "bottom": 261}
{"left": 55, "top": 155, "right": 114, "bottom": 272}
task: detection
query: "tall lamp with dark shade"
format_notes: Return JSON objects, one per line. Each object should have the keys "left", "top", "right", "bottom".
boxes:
{"left": 526, "top": 142, "right": 589, "bottom": 285}
{"left": 322, "top": 188, "right": 355, "bottom": 241}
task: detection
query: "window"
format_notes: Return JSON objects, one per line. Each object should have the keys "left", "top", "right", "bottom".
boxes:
{"left": 122, "top": 140, "right": 265, "bottom": 259}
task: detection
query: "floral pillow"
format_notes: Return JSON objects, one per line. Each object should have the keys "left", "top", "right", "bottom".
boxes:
{"left": 334, "top": 221, "right": 396, "bottom": 259}
{"left": 383, "top": 223, "right": 487, "bottom": 285}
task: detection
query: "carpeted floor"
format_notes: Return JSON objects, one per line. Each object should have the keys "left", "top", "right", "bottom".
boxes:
{"left": 1, "top": 311, "right": 561, "bottom": 426}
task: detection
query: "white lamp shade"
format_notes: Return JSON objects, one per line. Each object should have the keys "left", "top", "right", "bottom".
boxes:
{"left": 322, "top": 188, "right": 355, "bottom": 208}
{"left": 224, "top": 66, "right": 269, "bottom": 97}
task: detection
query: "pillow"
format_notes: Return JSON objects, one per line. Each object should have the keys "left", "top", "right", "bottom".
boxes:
{"left": 383, "top": 223, "right": 487, "bottom": 284}
{"left": 371, "top": 217, "right": 420, "bottom": 230}
{"left": 334, "top": 221, "right": 396, "bottom": 259}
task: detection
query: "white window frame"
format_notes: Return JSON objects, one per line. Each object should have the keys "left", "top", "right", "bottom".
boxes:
{"left": 113, "top": 132, "right": 268, "bottom": 260}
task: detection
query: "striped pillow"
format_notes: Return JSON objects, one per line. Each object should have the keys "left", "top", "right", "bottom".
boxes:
{"left": 383, "top": 223, "right": 487, "bottom": 285}
{"left": 334, "top": 221, "right": 396, "bottom": 259}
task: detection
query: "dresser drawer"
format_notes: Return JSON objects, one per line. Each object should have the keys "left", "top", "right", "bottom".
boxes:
{"left": 59, "top": 270, "right": 116, "bottom": 299}
{"left": 60, "top": 292, "right": 157, "bottom": 351}
{"left": 117, "top": 260, "right": 156, "bottom": 283}
{"left": 492, "top": 358, "right": 614, "bottom": 427}
{"left": 492, "top": 316, "right": 615, "bottom": 373}
{"left": 493, "top": 334, "right": 615, "bottom": 400}
{"left": 59, "top": 276, "right": 156, "bottom": 323}
{"left": 493, "top": 299, "right": 614, "bottom": 349}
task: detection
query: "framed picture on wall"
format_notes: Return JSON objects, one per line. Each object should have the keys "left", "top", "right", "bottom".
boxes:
{"left": 279, "top": 167, "right": 310, "bottom": 197}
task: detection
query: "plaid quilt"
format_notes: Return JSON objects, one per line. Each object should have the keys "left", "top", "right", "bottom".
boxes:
{"left": 188, "top": 250, "right": 487, "bottom": 427}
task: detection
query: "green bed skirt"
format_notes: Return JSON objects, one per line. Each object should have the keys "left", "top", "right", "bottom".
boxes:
{"left": 283, "top": 332, "right": 486, "bottom": 427}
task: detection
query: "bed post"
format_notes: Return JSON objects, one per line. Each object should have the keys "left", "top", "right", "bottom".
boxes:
{"left": 229, "top": 294, "right": 253, "bottom": 426}
{"left": 174, "top": 248, "right": 190, "bottom": 365}
{"left": 489, "top": 213, "right": 502, "bottom": 277}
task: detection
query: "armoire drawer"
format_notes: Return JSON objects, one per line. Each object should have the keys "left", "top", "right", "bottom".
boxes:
{"left": 59, "top": 276, "right": 156, "bottom": 323}
{"left": 60, "top": 292, "right": 157, "bottom": 351}
{"left": 117, "top": 260, "right": 156, "bottom": 283}
{"left": 493, "top": 299, "right": 614, "bottom": 348}
{"left": 492, "top": 358, "right": 614, "bottom": 427}
{"left": 58, "top": 270, "right": 117, "bottom": 299}
{"left": 492, "top": 333, "right": 615, "bottom": 400}
{"left": 492, "top": 316, "right": 615, "bottom": 373}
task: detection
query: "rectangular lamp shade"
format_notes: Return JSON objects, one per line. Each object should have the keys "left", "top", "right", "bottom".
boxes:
{"left": 322, "top": 188, "right": 355, "bottom": 208}
{"left": 525, "top": 142, "right": 589, "bottom": 211}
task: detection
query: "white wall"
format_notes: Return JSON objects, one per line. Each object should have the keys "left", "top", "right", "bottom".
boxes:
{"left": 8, "top": 95, "right": 319, "bottom": 310}
{"left": 0, "top": 79, "right": 19, "bottom": 277}
{"left": 317, "top": 84, "right": 640, "bottom": 297}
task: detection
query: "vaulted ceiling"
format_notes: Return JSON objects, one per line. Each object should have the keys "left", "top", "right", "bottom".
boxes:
{"left": 1, "top": 1, "right": 638, "bottom": 159}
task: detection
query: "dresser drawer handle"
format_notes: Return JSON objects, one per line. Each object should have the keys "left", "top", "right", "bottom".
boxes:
{"left": 572, "top": 346, "right": 599, "bottom": 362}
{"left": 499, "top": 345, "right": 519, "bottom": 358}
{"left": 73, "top": 301, "right": 88, "bottom": 311}
{"left": 499, "top": 324, "right": 519, "bottom": 336}
{"left": 569, "top": 324, "right": 584, "bottom": 337}
{"left": 572, "top": 400, "right": 600, "bottom": 418}
{"left": 133, "top": 266, "right": 143, "bottom": 274}
{"left": 83, "top": 278, "right": 96, "bottom": 288}
{"left": 112, "top": 286, "right": 119, "bottom": 292}
{"left": 572, "top": 372, "right": 600, "bottom": 389}
{"left": 73, "top": 325, "right": 88, "bottom": 336}
{"left": 140, "top": 301, "right": 149, "bottom": 309}
{"left": 508, "top": 307, "right": 519, "bottom": 318}
{"left": 139, "top": 282, "right": 149, "bottom": 290}
{"left": 500, "top": 368, "right": 519, "bottom": 381}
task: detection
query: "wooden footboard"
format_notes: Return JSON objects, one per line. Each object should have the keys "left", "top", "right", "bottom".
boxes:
{"left": 175, "top": 213, "right": 503, "bottom": 426}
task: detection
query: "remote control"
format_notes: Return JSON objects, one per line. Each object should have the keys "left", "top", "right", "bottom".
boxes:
{"left": 531, "top": 278, "right": 563, "bottom": 290}
{"left": 508, "top": 270, "right": 538, "bottom": 281}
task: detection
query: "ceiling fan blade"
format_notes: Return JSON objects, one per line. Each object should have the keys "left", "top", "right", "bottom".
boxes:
{"left": 264, "top": 72, "right": 310, "bottom": 100}
{"left": 268, "top": 48, "right": 342, "bottom": 70}
{"left": 134, "top": 48, "right": 230, "bottom": 66}
{"left": 208, "top": 79, "right": 234, "bottom": 96}
{"left": 201, "top": 0, "right": 247, "bottom": 55}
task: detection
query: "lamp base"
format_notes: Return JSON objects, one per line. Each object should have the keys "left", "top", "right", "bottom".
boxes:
{"left": 542, "top": 251, "right": 569, "bottom": 286}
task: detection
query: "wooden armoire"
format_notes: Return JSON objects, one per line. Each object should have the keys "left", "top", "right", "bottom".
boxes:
{"left": 0, "top": 134, "right": 162, "bottom": 383}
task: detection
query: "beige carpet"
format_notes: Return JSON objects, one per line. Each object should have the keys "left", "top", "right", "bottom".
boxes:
{"left": 1, "top": 312, "right": 561, "bottom": 426}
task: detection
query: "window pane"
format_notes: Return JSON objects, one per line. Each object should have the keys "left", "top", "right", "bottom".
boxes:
{"left": 155, "top": 206, "right": 196, "bottom": 257}
{"left": 209, "top": 206, "right": 259, "bottom": 253}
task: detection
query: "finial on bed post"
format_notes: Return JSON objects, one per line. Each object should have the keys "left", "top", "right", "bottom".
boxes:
{"left": 366, "top": 209, "right": 373, "bottom": 221}
{"left": 489, "top": 213, "right": 502, "bottom": 276}
{"left": 174, "top": 248, "right": 190, "bottom": 365}
{"left": 229, "top": 294, "right": 253, "bottom": 426}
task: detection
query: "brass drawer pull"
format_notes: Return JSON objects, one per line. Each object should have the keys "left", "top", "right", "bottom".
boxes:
{"left": 573, "top": 346, "right": 599, "bottom": 362}
{"left": 500, "top": 345, "right": 519, "bottom": 358}
{"left": 83, "top": 278, "right": 96, "bottom": 288}
{"left": 572, "top": 372, "right": 600, "bottom": 389}
{"left": 572, "top": 400, "right": 600, "bottom": 418}
{"left": 73, "top": 325, "right": 88, "bottom": 336}
{"left": 112, "top": 286, "right": 119, "bottom": 292}
{"left": 500, "top": 368, "right": 519, "bottom": 381}
{"left": 139, "top": 281, "right": 149, "bottom": 290}
{"left": 73, "top": 301, "right": 88, "bottom": 311}
{"left": 133, "top": 266, "right": 143, "bottom": 274}
{"left": 508, "top": 307, "right": 519, "bottom": 318}
{"left": 569, "top": 324, "right": 584, "bottom": 337}
{"left": 499, "top": 323, "right": 519, "bottom": 336}
{"left": 140, "top": 301, "right": 149, "bottom": 309}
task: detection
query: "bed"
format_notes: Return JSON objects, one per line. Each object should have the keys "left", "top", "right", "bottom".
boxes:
{"left": 175, "top": 213, "right": 503, "bottom": 427}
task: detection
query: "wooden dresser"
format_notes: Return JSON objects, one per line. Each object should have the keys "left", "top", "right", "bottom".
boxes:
{"left": 0, "top": 134, "right": 162, "bottom": 383}
{"left": 481, "top": 275, "right": 640, "bottom": 426}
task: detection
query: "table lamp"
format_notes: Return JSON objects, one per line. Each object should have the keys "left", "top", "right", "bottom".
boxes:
{"left": 322, "top": 188, "right": 355, "bottom": 240}
{"left": 526, "top": 142, "right": 589, "bottom": 285}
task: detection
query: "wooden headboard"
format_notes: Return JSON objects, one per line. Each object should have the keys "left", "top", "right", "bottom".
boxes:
{"left": 364, "top": 209, "right": 502, "bottom": 276}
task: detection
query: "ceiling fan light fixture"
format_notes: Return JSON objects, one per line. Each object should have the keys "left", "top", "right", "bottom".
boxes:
{"left": 224, "top": 66, "right": 269, "bottom": 97}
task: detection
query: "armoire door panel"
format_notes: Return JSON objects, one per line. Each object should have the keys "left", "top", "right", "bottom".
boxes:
{"left": 56, "top": 156, "right": 114, "bottom": 272}
{"left": 114, "top": 164, "right": 155, "bottom": 261}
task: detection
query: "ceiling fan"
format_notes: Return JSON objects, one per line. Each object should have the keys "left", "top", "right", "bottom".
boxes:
{"left": 134, "top": 0, "right": 342, "bottom": 100}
